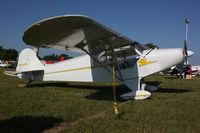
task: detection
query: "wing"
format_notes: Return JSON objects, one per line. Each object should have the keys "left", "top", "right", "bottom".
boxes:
{"left": 23, "top": 15, "right": 147, "bottom": 56}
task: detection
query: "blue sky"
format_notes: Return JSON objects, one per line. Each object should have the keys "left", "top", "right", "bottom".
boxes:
{"left": 0, "top": 0, "right": 199, "bottom": 64}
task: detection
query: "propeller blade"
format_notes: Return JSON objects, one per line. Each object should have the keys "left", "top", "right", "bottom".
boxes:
{"left": 184, "top": 40, "right": 188, "bottom": 57}
{"left": 184, "top": 19, "right": 190, "bottom": 65}
{"left": 184, "top": 40, "right": 188, "bottom": 64}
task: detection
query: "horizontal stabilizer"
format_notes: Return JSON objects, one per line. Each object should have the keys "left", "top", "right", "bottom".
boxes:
{"left": 3, "top": 70, "right": 17, "bottom": 77}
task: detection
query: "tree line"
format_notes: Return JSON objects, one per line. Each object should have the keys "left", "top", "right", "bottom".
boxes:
{"left": 0, "top": 46, "right": 72, "bottom": 61}
{"left": 42, "top": 53, "right": 72, "bottom": 61}
{"left": 0, "top": 46, "right": 18, "bottom": 61}
{"left": 0, "top": 43, "right": 158, "bottom": 61}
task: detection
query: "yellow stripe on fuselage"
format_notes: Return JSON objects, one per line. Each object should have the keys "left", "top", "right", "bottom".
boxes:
{"left": 18, "top": 63, "right": 28, "bottom": 67}
{"left": 45, "top": 65, "right": 103, "bottom": 75}
{"left": 138, "top": 58, "right": 157, "bottom": 67}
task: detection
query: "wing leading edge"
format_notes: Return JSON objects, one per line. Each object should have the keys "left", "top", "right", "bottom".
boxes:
{"left": 23, "top": 15, "right": 147, "bottom": 56}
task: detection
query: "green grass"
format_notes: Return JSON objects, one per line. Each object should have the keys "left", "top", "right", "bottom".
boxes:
{"left": 0, "top": 68, "right": 200, "bottom": 133}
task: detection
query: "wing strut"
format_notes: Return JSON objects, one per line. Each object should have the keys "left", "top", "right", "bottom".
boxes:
{"left": 81, "top": 46, "right": 120, "bottom": 116}
{"left": 108, "top": 43, "right": 124, "bottom": 81}
{"left": 81, "top": 41, "right": 123, "bottom": 115}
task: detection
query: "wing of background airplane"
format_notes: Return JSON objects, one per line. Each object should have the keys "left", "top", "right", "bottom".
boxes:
{"left": 23, "top": 15, "right": 148, "bottom": 56}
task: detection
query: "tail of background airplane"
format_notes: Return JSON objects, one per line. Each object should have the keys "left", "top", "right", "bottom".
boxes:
{"left": 16, "top": 48, "right": 44, "bottom": 73}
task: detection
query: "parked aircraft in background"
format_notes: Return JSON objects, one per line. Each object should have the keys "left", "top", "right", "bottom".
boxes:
{"left": 0, "top": 60, "right": 9, "bottom": 68}
{"left": 191, "top": 65, "right": 200, "bottom": 76}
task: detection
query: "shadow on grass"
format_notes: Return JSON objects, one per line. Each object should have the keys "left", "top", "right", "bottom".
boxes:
{"left": 145, "top": 81, "right": 193, "bottom": 93}
{"left": 27, "top": 82, "right": 77, "bottom": 88}
{"left": 0, "top": 116, "right": 63, "bottom": 133}
{"left": 27, "top": 82, "right": 130, "bottom": 101}
{"left": 164, "top": 76, "right": 179, "bottom": 79}
{"left": 145, "top": 81, "right": 162, "bottom": 86}
{"left": 155, "top": 88, "right": 193, "bottom": 93}
{"left": 27, "top": 82, "right": 115, "bottom": 90}
{"left": 25, "top": 81, "right": 192, "bottom": 101}
{"left": 85, "top": 85, "right": 130, "bottom": 101}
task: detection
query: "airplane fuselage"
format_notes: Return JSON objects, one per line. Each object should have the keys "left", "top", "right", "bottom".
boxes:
{"left": 16, "top": 48, "right": 187, "bottom": 100}
{"left": 17, "top": 48, "right": 185, "bottom": 83}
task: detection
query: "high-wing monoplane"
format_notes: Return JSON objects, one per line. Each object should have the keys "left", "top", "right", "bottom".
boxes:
{"left": 15, "top": 15, "right": 194, "bottom": 101}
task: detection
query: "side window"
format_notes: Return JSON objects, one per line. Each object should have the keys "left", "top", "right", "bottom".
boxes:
{"left": 97, "top": 45, "right": 139, "bottom": 69}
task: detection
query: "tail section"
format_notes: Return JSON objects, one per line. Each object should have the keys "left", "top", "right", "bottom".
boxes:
{"left": 16, "top": 48, "right": 44, "bottom": 73}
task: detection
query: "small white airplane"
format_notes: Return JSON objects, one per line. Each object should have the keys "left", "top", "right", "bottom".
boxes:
{"left": 15, "top": 15, "right": 193, "bottom": 100}
{"left": 0, "top": 60, "right": 10, "bottom": 68}
{"left": 191, "top": 65, "right": 200, "bottom": 76}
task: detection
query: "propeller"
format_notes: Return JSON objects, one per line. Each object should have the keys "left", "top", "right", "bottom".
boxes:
{"left": 183, "top": 19, "right": 190, "bottom": 65}
{"left": 184, "top": 40, "right": 188, "bottom": 65}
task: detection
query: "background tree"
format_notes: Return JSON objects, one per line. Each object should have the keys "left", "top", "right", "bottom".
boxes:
{"left": 43, "top": 53, "right": 72, "bottom": 61}
{"left": 43, "top": 54, "right": 59, "bottom": 61}
{"left": 0, "top": 46, "right": 18, "bottom": 61}
{"left": 60, "top": 54, "right": 72, "bottom": 60}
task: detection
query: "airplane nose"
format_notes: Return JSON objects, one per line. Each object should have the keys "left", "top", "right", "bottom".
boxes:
{"left": 187, "top": 50, "right": 194, "bottom": 57}
{"left": 157, "top": 48, "right": 184, "bottom": 70}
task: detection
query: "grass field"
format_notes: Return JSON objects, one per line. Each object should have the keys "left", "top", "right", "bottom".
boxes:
{"left": 0, "top": 68, "right": 200, "bottom": 133}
